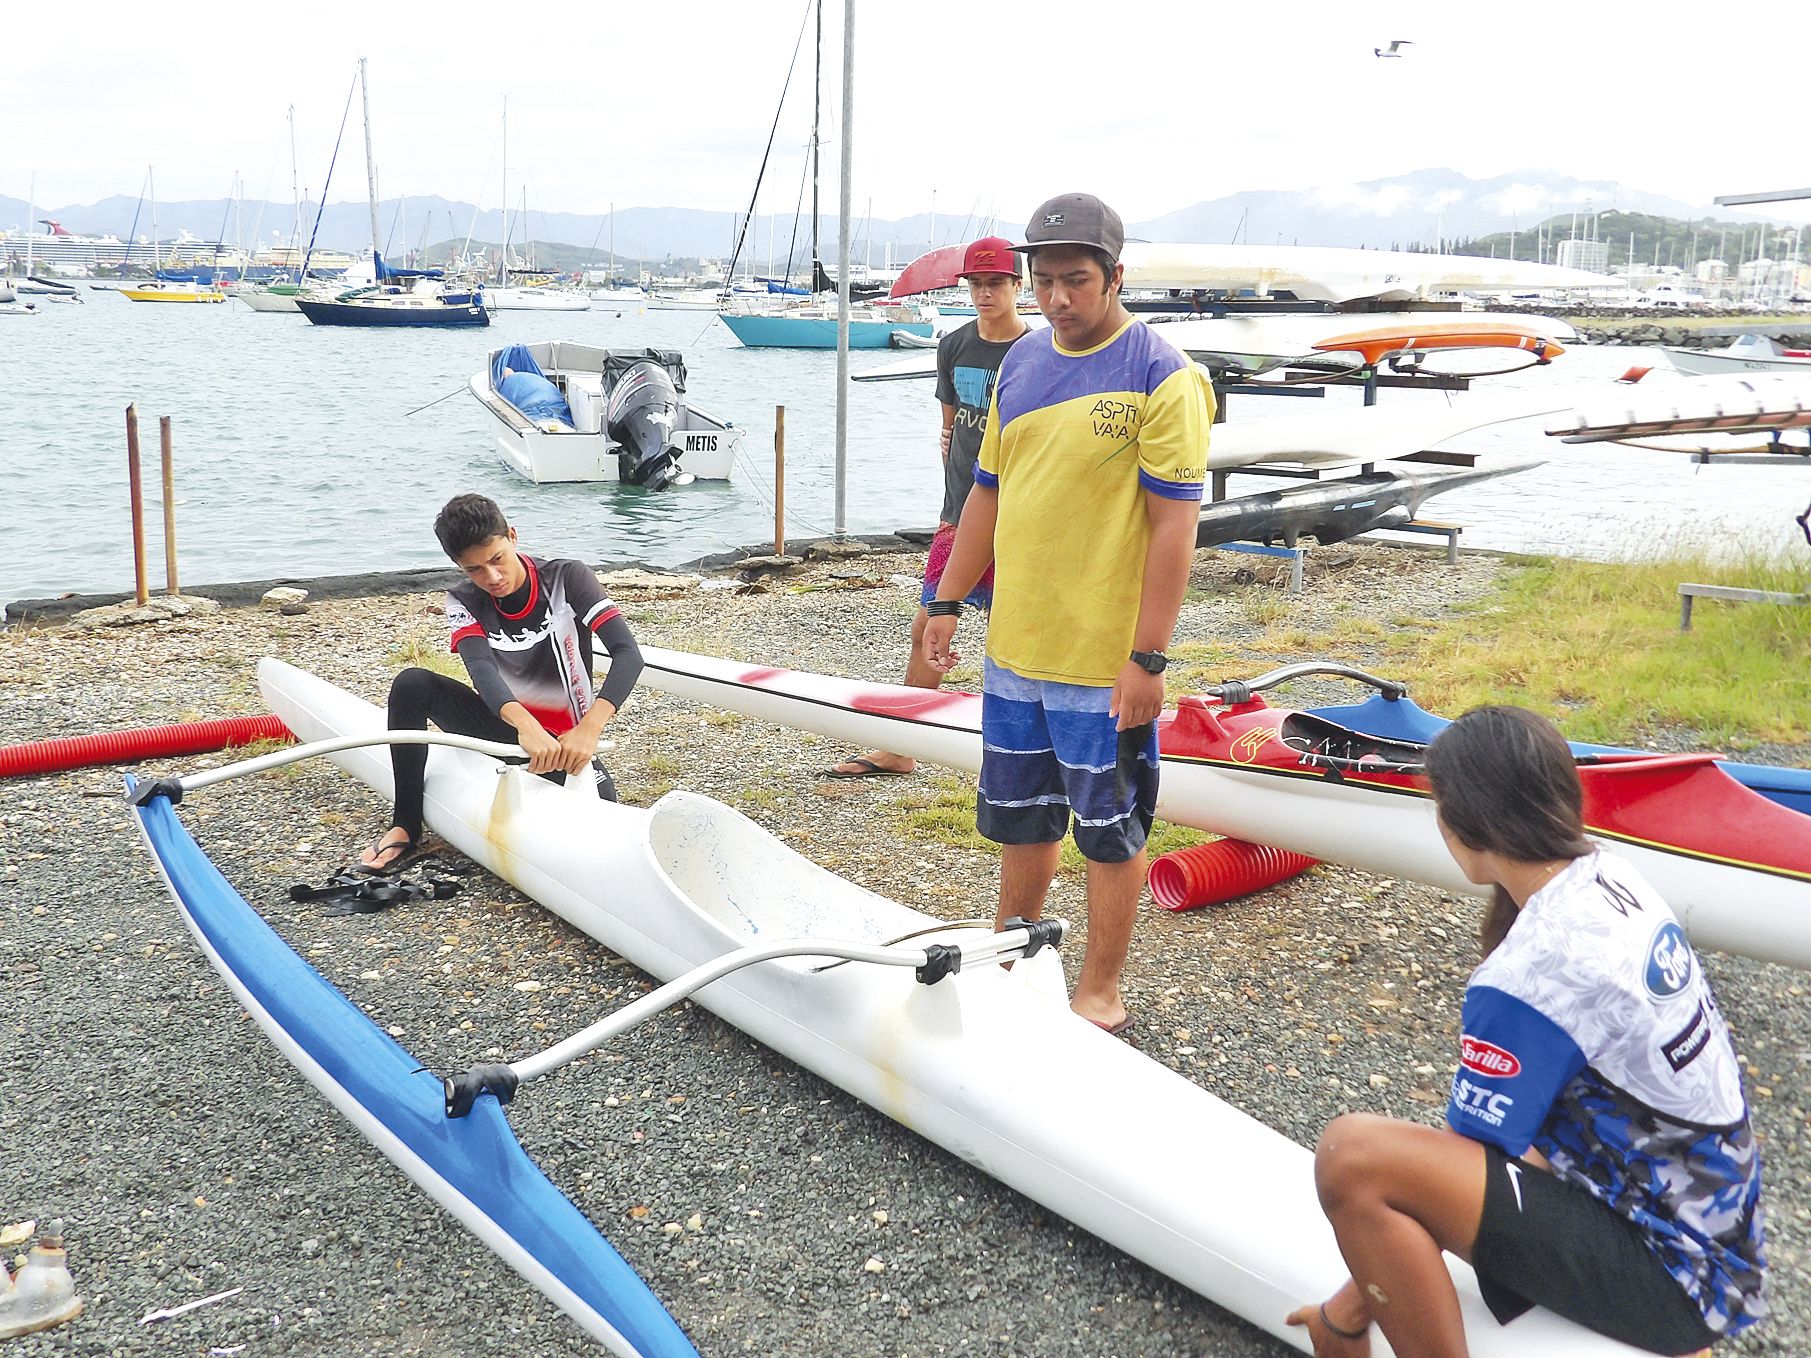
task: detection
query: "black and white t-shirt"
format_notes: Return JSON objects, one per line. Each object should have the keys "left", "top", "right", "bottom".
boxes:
{"left": 934, "top": 320, "right": 1028, "bottom": 525}
{"left": 446, "top": 555, "right": 622, "bottom": 734}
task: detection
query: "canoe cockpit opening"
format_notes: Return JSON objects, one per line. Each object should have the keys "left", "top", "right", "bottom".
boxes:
{"left": 1277, "top": 712, "right": 1429, "bottom": 776}
{"left": 645, "top": 792, "right": 914, "bottom": 945}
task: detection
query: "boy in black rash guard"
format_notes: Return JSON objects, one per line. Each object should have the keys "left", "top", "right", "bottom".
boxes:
{"left": 357, "top": 494, "right": 643, "bottom": 873}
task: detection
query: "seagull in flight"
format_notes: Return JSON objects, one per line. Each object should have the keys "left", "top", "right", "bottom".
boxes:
{"left": 1374, "top": 39, "right": 1413, "bottom": 57}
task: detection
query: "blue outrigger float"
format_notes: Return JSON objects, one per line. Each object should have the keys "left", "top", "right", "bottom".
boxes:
{"left": 128, "top": 776, "right": 698, "bottom": 1358}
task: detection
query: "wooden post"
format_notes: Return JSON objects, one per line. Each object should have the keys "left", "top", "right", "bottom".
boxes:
{"left": 160, "top": 415, "right": 179, "bottom": 596}
{"left": 773, "top": 404, "right": 786, "bottom": 557}
{"left": 125, "top": 403, "right": 149, "bottom": 605}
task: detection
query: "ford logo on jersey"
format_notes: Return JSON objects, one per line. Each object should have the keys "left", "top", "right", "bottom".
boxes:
{"left": 1645, "top": 922, "right": 1693, "bottom": 999}
{"left": 1459, "top": 1036, "right": 1521, "bottom": 1078}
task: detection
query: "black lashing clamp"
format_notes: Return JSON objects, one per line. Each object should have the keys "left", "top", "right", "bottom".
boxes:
{"left": 915, "top": 943, "right": 962, "bottom": 986}
{"left": 127, "top": 777, "right": 186, "bottom": 806}
{"left": 1001, "top": 916, "right": 1063, "bottom": 960}
{"left": 444, "top": 1063, "right": 521, "bottom": 1119}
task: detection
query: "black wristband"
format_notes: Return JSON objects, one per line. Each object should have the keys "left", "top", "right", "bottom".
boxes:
{"left": 925, "top": 599, "right": 962, "bottom": 618}
{"left": 1319, "top": 1303, "right": 1368, "bottom": 1340}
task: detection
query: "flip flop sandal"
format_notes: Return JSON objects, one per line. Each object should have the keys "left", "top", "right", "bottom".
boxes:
{"left": 355, "top": 833, "right": 430, "bottom": 877}
{"left": 822, "top": 755, "right": 913, "bottom": 780}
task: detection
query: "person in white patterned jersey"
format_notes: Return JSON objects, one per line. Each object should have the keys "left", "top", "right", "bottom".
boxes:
{"left": 1288, "top": 706, "right": 1764, "bottom": 1357}
{"left": 356, "top": 494, "right": 643, "bottom": 873}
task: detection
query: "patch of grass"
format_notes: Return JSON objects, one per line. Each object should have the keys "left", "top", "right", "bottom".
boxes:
{"left": 387, "top": 636, "right": 462, "bottom": 680}
{"left": 1380, "top": 551, "right": 1810, "bottom": 746}
{"left": 1241, "top": 590, "right": 1293, "bottom": 627}
{"left": 644, "top": 753, "right": 683, "bottom": 777}
{"left": 738, "top": 784, "right": 782, "bottom": 811}
{"left": 702, "top": 710, "right": 742, "bottom": 729}
{"left": 894, "top": 775, "right": 993, "bottom": 855}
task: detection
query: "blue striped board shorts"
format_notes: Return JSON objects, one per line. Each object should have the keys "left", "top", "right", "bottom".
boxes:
{"left": 977, "top": 658, "right": 1160, "bottom": 864}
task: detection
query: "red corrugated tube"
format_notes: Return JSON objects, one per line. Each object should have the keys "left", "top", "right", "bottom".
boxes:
{"left": 0, "top": 714, "right": 293, "bottom": 779}
{"left": 1149, "top": 838, "right": 1318, "bottom": 912}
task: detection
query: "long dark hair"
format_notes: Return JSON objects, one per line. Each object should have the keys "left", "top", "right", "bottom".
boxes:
{"left": 1426, "top": 706, "right": 1594, "bottom": 956}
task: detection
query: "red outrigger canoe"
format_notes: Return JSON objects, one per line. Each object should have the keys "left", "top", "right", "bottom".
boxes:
{"left": 639, "top": 649, "right": 1811, "bottom": 970}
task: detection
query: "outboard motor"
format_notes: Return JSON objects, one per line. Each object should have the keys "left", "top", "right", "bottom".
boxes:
{"left": 605, "top": 360, "right": 683, "bottom": 490}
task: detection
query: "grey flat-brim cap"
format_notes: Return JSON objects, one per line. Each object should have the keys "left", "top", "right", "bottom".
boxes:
{"left": 1012, "top": 192, "right": 1125, "bottom": 259}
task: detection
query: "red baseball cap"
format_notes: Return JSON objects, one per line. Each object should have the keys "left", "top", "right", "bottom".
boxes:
{"left": 958, "top": 236, "right": 1021, "bottom": 280}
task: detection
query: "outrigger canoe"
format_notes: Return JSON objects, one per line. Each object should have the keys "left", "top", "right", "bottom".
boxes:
{"left": 250, "top": 658, "right": 1642, "bottom": 1357}
{"left": 636, "top": 649, "right": 1811, "bottom": 971}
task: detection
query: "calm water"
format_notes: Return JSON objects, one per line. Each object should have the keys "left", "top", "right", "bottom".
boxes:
{"left": 2, "top": 295, "right": 1807, "bottom": 603}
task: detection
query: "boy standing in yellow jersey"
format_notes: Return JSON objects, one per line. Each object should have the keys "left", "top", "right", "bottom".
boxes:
{"left": 922, "top": 193, "right": 1213, "bottom": 1034}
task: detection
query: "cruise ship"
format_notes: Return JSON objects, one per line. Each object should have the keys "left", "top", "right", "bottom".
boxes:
{"left": 1, "top": 219, "right": 355, "bottom": 279}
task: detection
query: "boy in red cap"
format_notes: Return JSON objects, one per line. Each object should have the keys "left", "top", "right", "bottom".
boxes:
{"left": 824, "top": 236, "right": 1029, "bottom": 778}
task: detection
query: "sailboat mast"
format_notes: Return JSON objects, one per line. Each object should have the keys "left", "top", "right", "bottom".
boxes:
{"left": 810, "top": 0, "right": 821, "bottom": 285}
{"left": 501, "top": 96, "right": 508, "bottom": 286}
{"left": 359, "top": 57, "right": 381, "bottom": 271}
{"left": 288, "top": 105, "right": 301, "bottom": 265}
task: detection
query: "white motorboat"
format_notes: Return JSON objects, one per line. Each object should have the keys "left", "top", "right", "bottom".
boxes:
{"left": 1660, "top": 334, "right": 1811, "bottom": 376}
{"left": 256, "top": 657, "right": 1644, "bottom": 1358}
{"left": 469, "top": 340, "right": 741, "bottom": 489}
{"left": 642, "top": 289, "right": 725, "bottom": 312}
{"left": 484, "top": 285, "right": 592, "bottom": 312}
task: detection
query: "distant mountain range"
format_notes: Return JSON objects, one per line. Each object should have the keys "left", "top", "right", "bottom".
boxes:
{"left": 2, "top": 168, "right": 1800, "bottom": 265}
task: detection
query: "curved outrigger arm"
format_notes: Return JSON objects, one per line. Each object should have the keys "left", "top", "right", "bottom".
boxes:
{"left": 124, "top": 729, "right": 614, "bottom": 805}
{"left": 1200, "top": 661, "right": 1408, "bottom": 706}
{"left": 444, "top": 917, "right": 1068, "bottom": 1118}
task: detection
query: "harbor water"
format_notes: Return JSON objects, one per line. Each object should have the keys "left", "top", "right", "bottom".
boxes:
{"left": 3, "top": 295, "right": 1807, "bottom": 604}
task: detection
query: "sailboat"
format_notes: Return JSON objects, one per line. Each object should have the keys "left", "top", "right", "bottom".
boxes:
{"left": 296, "top": 59, "right": 489, "bottom": 329}
{"left": 483, "top": 102, "right": 590, "bottom": 313}
{"left": 716, "top": 0, "right": 933, "bottom": 350}
{"left": 121, "top": 169, "right": 227, "bottom": 303}
{"left": 588, "top": 205, "right": 644, "bottom": 304}
{"left": 238, "top": 108, "right": 310, "bottom": 314}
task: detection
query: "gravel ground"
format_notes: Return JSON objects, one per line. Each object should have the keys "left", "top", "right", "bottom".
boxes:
{"left": 3, "top": 543, "right": 1806, "bottom": 1358}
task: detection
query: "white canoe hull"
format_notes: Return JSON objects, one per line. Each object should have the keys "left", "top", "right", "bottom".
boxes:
{"left": 1121, "top": 243, "right": 1608, "bottom": 304}
{"left": 1548, "top": 372, "right": 1811, "bottom": 442}
{"left": 855, "top": 311, "right": 1577, "bottom": 385}
{"left": 635, "top": 648, "right": 1811, "bottom": 971}
{"left": 257, "top": 657, "right": 1642, "bottom": 1357}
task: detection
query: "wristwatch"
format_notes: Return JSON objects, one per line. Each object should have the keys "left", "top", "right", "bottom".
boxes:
{"left": 1129, "top": 649, "right": 1168, "bottom": 674}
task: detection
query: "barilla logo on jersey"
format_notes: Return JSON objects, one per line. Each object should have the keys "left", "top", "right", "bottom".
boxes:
{"left": 1645, "top": 921, "right": 1693, "bottom": 999}
{"left": 1460, "top": 1036, "right": 1522, "bottom": 1078}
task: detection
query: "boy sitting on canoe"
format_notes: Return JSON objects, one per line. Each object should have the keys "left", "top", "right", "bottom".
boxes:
{"left": 358, "top": 493, "right": 642, "bottom": 872}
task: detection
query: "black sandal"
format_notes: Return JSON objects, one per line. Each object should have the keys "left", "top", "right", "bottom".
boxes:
{"left": 356, "top": 831, "right": 426, "bottom": 877}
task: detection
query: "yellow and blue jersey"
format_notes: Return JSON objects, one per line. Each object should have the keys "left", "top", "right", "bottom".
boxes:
{"left": 975, "top": 319, "right": 1213, "bottom": 685}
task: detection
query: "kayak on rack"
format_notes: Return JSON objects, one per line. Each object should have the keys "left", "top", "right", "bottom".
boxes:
{"left": 636, "top": 649, "right": 1811, "bottom": 971}
{"left": 249, "top": 657, "right": 1645, "bottom": 1357}
{"left": 127, "top": 777, "right": 699, "bottom": 1358}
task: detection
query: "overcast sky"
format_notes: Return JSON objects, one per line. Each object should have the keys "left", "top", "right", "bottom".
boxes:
{"left": 7, "top": 0, "right": 1810, "bottom": 227}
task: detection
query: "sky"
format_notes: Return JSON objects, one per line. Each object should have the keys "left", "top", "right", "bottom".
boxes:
{"left": 6, "top": 0, "right": 1811, "bottom": 227}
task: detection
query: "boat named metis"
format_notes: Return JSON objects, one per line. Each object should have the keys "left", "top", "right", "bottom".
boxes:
{"left": 469, "top": 341, "right": 742, "bottom": 490}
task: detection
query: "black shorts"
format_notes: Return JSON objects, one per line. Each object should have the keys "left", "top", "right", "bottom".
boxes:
{"left": 1473, "top": 1145, "right": 1717, "bottom": 1356}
